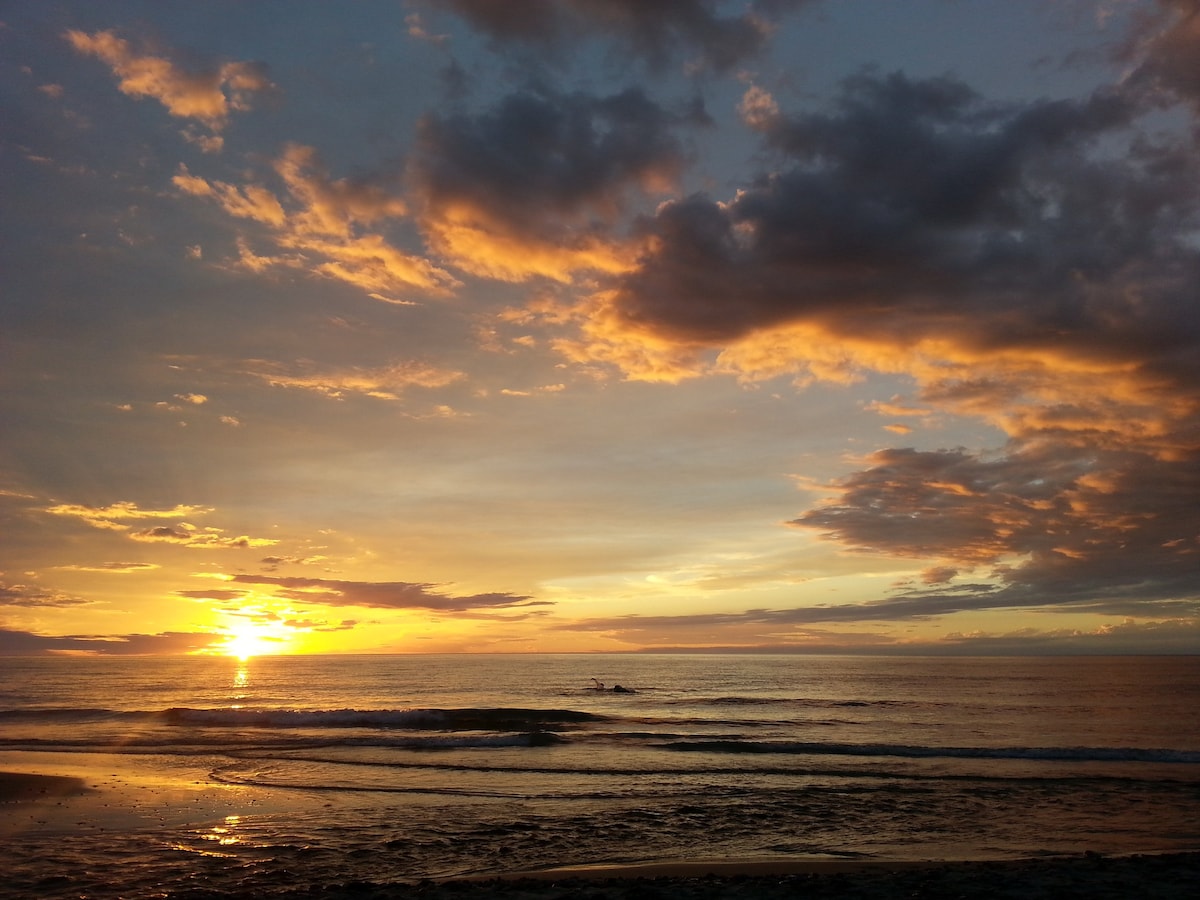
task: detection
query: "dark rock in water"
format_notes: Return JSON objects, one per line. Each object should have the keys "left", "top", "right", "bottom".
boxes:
{"left": 526, "top": 731, "right": 565, "bottom": 746}
{"left": 612, "top": 684, "right": 635, "bottom": 693}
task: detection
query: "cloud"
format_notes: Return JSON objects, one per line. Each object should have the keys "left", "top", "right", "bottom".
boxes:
{"left": 227, "top": 574, "right": 548, "bottom": 612}
{"left": 409, "top": 86, "right": 692, "bottom": 281}
{"left": 46, "top": 501, "right": 213, "bottom": 530}
{"left": 431, "top": 0, "right": 808, "bottom": 72}
{"left": 865, "top": 396, "right": 933, "bottom": 419}
{"left": 737, "top": 84, "right": 780, "bottom": 129}
{"left": 535, "top": 60, "right": 1200, "bottom": 620}
{"left": 175, "top": 146, "right": 460, "bottom": 297}
{"left": 44, "top": 500, "right": 276, "bottom": 549}
{"left": 129, "top": 525, "right": 277, "bottom": 550}
{"left": 273, "top": 144, "right": 409, "bottom": 239}
{"left": 63, "top": 29, "right": 272, "bottom": 129}
{"left": 174, "top": 166, "right": 288, "bottom": 226}
{"left": 558, "top": 66, "right": 1199, "bottom": 402}
{"left": 0, "top": 627, "right": 224, "bottom": 656}
{"left": 0, "top": 580, "right": 93, "bottom": 608}
{"left": 283, "top": 617, "right": 358, "bottom": 633}
{"left": 792, "top": 443, "right": 1200, "bottom": 612}
{"left": 174, "top": 588, "right": 248, "bottom": 601}
{"left": 52, "top": 562, "right": 160, "bottom": 573}
{"left": 559, "top": 596, "right": 1198, "bottom": 653}
{"left": 595, "top": 71, "right": 1176, "bottom": 354}
{"left": 239, "top": 358, "right": 464, "bottom": 400}
{"left": 260, "top": 555, "right": 329, "bottom": 569}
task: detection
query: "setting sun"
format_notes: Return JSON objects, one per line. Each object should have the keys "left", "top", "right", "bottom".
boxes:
{"left": 218, "top": 627, "right": 286, "bottom": 659}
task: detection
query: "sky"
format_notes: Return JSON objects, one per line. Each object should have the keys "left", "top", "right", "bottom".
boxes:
{"left": 2, "top": 0, "right": 1199, "bottom": 657}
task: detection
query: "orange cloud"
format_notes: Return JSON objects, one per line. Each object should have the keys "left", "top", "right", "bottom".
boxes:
{"left": 273, "top": 144, "right": 408, "bottom": 238}
{"left": 46, "top": 501, "right": 213, "bottom": 530}
{"left": 420, "top": 206, "right": 637, "bottom": 283}
{"left": 866, "top": 396, "right": 933, "bottom": 418}
{"left": 129, "top": 525, "right": 277, "bottom": 549}
{"left": 53, "top": 562, "right": 160, "bottom": 573}
{"left": 44, "top": 500, "right": 275, "bottom": 550}
{"left": 240, "top": 358, "right": 464, "bottom": 400}
{"left": 175, "top": 148, "right": 459, "bottom": 297}
{"left": 408, "top": 86, "right": 688, "bottom": 283}
{"left": 173, "top": 166, "right": 287, "bottom": 226}
{"left": 527, "top": 63, "right": 1200, "bottom": 624}
{"left": 64, "top": 29, "right": 272, "bottom": 128}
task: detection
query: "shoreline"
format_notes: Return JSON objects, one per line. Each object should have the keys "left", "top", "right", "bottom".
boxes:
{"left": 4, "top": 768, "right": 1199, "bottom": 898}
{"left": 0, "top": 771, "right": 92, "bottom": 802}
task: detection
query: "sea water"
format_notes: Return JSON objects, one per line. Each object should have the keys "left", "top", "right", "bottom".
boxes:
{"left": 1, "top": 654, "right": 1198, "bottom": 897}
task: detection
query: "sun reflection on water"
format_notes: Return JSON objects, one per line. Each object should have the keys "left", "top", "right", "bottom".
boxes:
{"left": 231, "top": 662, "right": 249, "bottom": 706}
{"left": 200, "top": 815, "right": 244, "bottom": 849}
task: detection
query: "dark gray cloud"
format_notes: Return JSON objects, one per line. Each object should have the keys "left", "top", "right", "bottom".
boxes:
{"left": 410, "top": 85, "right": 695, "bottom": 278}
{"left": 0, "top": 628, "right": 223, "bottom": 656}
{"left": 431, "top": 0, "right": 808, "bottom": 71}
{"left": 610, "top": 69, "right": 1199, "bottom": 368}
{"left": 229, "top": 574, "right": 547, "bottom": 611}
{"left": 415, "top": 86, "right": 692, "bottom": 222}
{"left": 581, "top": 59, "right": 1200, "bottom": 625}
{"left": 793, "top": 443, "right": 1200, "bottom": 613}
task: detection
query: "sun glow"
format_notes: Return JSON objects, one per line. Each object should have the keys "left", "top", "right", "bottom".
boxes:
{"left": 218, "top": 625, "right": 286, "bottom": 659}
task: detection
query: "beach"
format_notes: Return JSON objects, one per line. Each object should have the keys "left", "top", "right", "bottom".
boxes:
{"left": 4, "top": 766, "right": 1199, "bottom": 898}
{"left": 3, "top": 654, "right": 1198, "bottom": 898}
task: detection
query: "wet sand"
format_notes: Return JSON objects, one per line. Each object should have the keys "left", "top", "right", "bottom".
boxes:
{"left": 4, "top": 769, "right": 1198, "bottom": 898}
{"left": 0, "top": 771, "right": 91, "bottom": 802}
{"left": 280, "top": 853, "right": 1200, "bottom": 899}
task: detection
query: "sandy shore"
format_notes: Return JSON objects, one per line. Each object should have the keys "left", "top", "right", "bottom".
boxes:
{"left": 4, "top": 768, "right": 1198, "bottom": 898}
{"left": 0, "top": 771, "right": 91, "bottom": 802}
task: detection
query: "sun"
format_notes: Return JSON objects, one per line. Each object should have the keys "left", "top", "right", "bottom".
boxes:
{"left": 219, "top": 627, "right": 283, "bottom": 660}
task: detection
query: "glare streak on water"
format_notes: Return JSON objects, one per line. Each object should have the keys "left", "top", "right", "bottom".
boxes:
{"left": 1, "top": 654, "right": 1198, "bottom": 898}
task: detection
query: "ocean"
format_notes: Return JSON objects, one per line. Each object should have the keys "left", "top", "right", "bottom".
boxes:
{"left": 2, "top": 653, "right": 1198, "bottom": 898}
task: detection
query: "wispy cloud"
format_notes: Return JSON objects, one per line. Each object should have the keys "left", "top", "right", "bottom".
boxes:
{"left": 46, "top": 501, "right": 214, "bottom": 530}
{"left": 0, "top": 580, "right": 93, "bottom": 608}
{"left": 174, "top": 145, "right": 460, "bottom": 297}
{"left": 6, "top": 0, "right": 1197, "bottom": 655}
{"left": 0, "top": 627, "right": 224, "bottom": 655}
{"left": 228, "top": 574, "right": 548, "bottom": 612}
{"left": 45, "top": 502, "right": 277, "bottom": 549}
{"left": 239, "top": 358, "right": 464, "bottom": 401}
{"left": 129, "top": 526, "right": 277, "bottom": 550}
{"left": 53, "top": 562, "right": 160, "bottom": 573}
{"left": 64, "top": 29, "right": 273, "bottom": 129}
